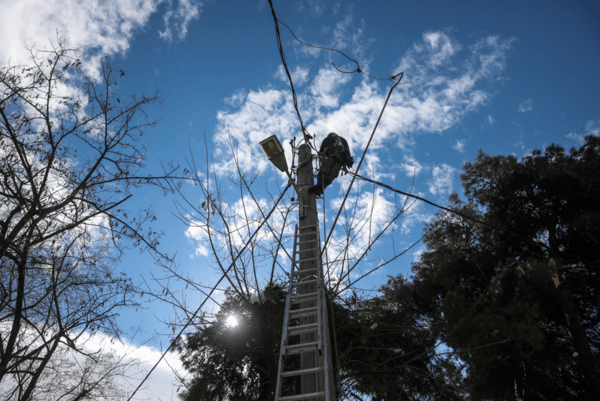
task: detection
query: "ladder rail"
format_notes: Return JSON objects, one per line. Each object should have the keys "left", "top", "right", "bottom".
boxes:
{"left": 275, "top": 223, "right": 331, "bottom": 401}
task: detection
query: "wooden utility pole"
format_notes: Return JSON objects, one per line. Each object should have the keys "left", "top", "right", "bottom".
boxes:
{"left": 296, "top": 143, "right": 336, "bottom": 399}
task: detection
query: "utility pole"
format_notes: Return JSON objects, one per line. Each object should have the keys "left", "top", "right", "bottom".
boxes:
{"left": 296, "top": 143, "right": 336, "bottom": 399}
{"left": 260, "top": 135, "right": 336, "bottom": 399}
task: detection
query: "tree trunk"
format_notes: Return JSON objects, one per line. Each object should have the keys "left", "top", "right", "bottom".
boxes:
{"left": 0, "top": 258, "right": 26, "bottom": 381}
{"left": 252, "top": 303, "right": 278, "bottom": 400}
{"left": 558, "top": 288, "right": 600, "bottom": 398}
{"left": 20, "top": 335, "right": 60, "bottom": 401}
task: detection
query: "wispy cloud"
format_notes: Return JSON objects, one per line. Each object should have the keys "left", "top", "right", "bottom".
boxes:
{"left": 585, "top": 119, "right": 600, "bottom": 137}
{"left": 423, "top": 31, "right": 462, "bottom": 68}
{"left": 159, "top": 0, "right": 203, "bottom": 42}
{"left": 213, "top": 28, "right": 514, "bottom": 178}
{"left": 400, "top": 155, "right": 424, "bottom": 177}
{"left": 518, "top": 98, "right": 533, "bottom": 113}
{"left": 452, "top": 139, "right": 466, "bottom": 153}
{"left": 224, "top": 88, "right": 247, "bottom": 107}
{"left": 275, "top": 65, "right": 310, "bottom": 86}
{"left": 296, "top": 0, "right": 326, "bottom": 17}
{"left": 566, "top": 119, "right": 600, "bottom": 143}
{"left": 0, "top": 0, "right": 200, "bottom": 72}
{"left": 428, "top": 164, "right": 457, "bottom": 198}
{"left": 488, "top": 114, "right": 495, "bottom": 126}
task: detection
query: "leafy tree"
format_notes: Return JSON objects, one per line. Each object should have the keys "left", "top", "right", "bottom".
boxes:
{"left": 176, "top": 279, "right": 465, "bottom": 401}
{"left": 0, "top": 39, "right": 177, "bottom": 399}
{"left": 335, "top": 277, "right": 466, "bottom": 401}
{"left": 176, "top": 282, "right": 287, "bottom": 401}
{"left": 410, "top": 136, "right": 600, "bottom": 400}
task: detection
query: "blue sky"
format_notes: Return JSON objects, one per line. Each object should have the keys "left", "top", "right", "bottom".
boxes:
{"left": 2, "top": 0, "right": 599, "bottom": 398}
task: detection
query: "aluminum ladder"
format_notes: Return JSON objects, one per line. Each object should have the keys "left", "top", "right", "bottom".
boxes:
{"left": 274, "top": 224, "right": 332, "bottom": 401}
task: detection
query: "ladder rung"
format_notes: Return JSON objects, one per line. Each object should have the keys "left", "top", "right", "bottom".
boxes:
{"left": 298, "top": 224, "right": 317, "bottom": 231}
{"left": 293, "top": 256, "right": 319, "bottom": 263}
{"left": 290, "top": 306, "right": 318, "bottom": 315}
{"left": 297, "top": 241, "right": 318, "bottom": 246}
{"left": 289, "top": 306, "right": 318, "bottom": 318}
{"left": 291, "top": 279, "right": 317, "bottom": 286}
{"left": 279, "top": 391, "right": 326, "bottom": 401}
{"left": 286, "top": 341, "right": 320, "bottom": 354}
{"left": 296, "top": 246, "right": 319, "bottom": 252}
{"left": 292, "top": 268, "right": 318, "bottom": 275}
{"left": 290, "top": 292, "right": 317, "bottom": 302}
{"left": 281, "top": 366, "right": 323, "bottom": 377}
{"left": 288, "top": 322, "right": 318, "bottom": 335}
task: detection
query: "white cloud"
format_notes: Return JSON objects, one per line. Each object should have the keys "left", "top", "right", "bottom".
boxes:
{"left": 159, "top": 0, "right": 203, "bottom": 42}
{"left": 0, "top": 0, "right": 200, "bottom": 73}
{"left": 186, "top": 192, "right": 291, "bottom": 264}
{"left": 413, "top": 246, "right": 426, "bottom": 262}
{"left": 211, "top": 29, "right": 513, "bottom": 177}
{"left": 296, "top": 0, "right": 326, "bottom": 17}
{"left": 77, "top": 331, "right": 185, "bottom": 401}
{"left": 400, "top": 155, "right": 424, "bottom": 177}
{"left": 275, "top": 65, "right": 310, "bottom": 86}
{"left": 333, "top": 0, "right": 342, "bottom": 15}
{"left": 309, "top": 66, "right": 353, "bottom": 108}
{"left": 566, "top": 132, "right": 584, "bottom": 143}
{"left": 400, "top": 198, "right": 431, "bottom": 235}
{"left": 0, "top": 326, "right": 184, "bottom": 401}
{"left": 488, "top": 114, "right": 495, "bottom": 126}
{"left": 518, "top": 98, "right": 533, "bottom": 113}
{"left": 566, "top": 119, "right": 600, "bottom": 143}
{"left": 224, "top": 88, "right": 247, "bottom": 107}
{"left": 452, "top": 139, "right": 466, "bottom": 153}
{"left": 585, "top": 119, "right": 600, "bottom": 137}
{"left": 328, "top": 10, "right": 374, "bottom": 64}
{"left": 428, "top": 164, "right": 457, "bottom": 198}
{"left": 358, "top": 153, "right": 396, "bottom": 182}
{"left": 423, "top": 31, "right": 461, "bottom": 68}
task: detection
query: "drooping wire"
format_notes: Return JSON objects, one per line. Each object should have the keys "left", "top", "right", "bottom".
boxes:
{"left": 349, "top": 172, "right": 564, "bottom": 257}
{"left": 126, "top": 183, "right": 292, "bottom": 401}
{"left": 276, "top": 18, "right": 395, "bottom": 82}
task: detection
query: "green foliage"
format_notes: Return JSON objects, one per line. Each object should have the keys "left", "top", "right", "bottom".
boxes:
{"left": 410, "top": 135, "right": 600, "bottom": 400}
{"left": 177, "top": 283, "right": 286, "bottom": 401}
{"left": 177, "top": 280, "right": 465, "bottom": 401}
{"left": 335, "top": 278, "right": 466, "bottom": 400}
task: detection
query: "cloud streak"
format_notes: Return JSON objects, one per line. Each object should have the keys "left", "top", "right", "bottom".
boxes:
{"left": 518, "top": 98, "right": 533, "bottom": 112}
{"left": 0, "top": 0, "right": 201, "bottom": 73}
{"left": 213, "top": 28, "right": 514, "bottom": 179}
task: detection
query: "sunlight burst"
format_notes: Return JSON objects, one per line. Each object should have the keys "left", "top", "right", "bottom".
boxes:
{"left": 225, "top": 315, "right": 239, "bottom": 328}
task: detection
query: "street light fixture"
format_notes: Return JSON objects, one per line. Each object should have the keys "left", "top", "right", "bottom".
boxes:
{"left": 260, "top": 135, "right": 300, "bottom": 193}
{"left": 259, "top": 135, "right": 288, "bottom": 172}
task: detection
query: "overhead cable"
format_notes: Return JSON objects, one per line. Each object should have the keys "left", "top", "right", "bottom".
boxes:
{"left": 350, "top": 172, "right": 559, "bottom": 255}
{"left": 275, "top": 19, "right": 394, "bottom": 82}
{"left": 322, "top": 73, "right": 404, "bottom": 256}
{"left": 267, "top": 0, "right": 311, "bottom": 142}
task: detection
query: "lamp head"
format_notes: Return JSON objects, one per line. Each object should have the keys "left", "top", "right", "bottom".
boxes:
{"left": 259, "top": 135, "right": 289, "bottom": 172}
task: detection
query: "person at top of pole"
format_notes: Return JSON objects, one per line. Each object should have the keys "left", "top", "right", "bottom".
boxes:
{"left": 309, "top": 132, "right": 354, "bottom": 197}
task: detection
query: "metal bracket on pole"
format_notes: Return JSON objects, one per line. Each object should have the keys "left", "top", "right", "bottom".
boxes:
{"left": 285, "top": 170, "right": 301, "bottom": 195}
{"left": 298, "top": 197, "right": 306, "bottom": 219}
{"left": 296, "top": 154, "right": 313, "bottom": 172}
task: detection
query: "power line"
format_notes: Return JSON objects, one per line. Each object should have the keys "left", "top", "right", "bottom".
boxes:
{"left": 275, "top": 19, "right": 394, "bottom": 82}
{"left": 267, "top": 0, "right": 311, "bottom": 142}
{"left": 349, "top": 172, "right": 565, "bottom": 257}
{"left": 321, "top": 73, "right": 404, "bottom": 256}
